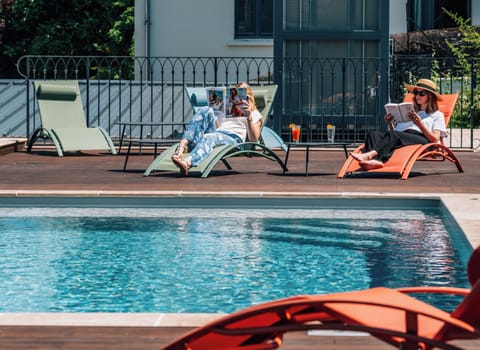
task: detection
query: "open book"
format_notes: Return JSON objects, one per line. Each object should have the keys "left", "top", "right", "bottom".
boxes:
{"left": 384, "top": 102, "right": 414, "bottom": 123}
{"left": 206, "top": 87, "right": 247, "bottom": 118}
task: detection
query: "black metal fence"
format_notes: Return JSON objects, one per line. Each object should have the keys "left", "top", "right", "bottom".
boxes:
{"left": 14, "top": 55, "right": 479, "bottom": 148}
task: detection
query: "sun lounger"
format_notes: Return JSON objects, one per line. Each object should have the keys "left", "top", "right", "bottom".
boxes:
{"left": 144, "top": 85, "right": 287, "bottom": 177}
{"left": 27, "top": 80, "right": 117, "bottom": 156}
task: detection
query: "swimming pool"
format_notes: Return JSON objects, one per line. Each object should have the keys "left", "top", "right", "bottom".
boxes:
{"left": 0, "top": 197, "right": 472, "bottom": 313}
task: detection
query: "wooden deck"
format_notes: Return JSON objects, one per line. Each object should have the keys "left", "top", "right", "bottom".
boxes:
{"left": 0, "top": 325, "right": 479, "bottom": 349}
{"left": 1, "top": 145, "right": 479, "bottom": 194}
{"left": 0, "top": 145, "right": 479, "bottom": 349}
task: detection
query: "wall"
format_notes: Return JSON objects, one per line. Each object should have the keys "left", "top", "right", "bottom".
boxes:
{"left": 134, "top": 0, "right": 273, "bottom": 58}
{"left": 472, "top": 1, "right": 480, "bottom": 25}
{"left": 389, "top": 0, "right": 407, "bottom": 35}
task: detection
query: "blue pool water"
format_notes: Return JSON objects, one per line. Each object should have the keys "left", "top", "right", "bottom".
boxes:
{"left": 0, "top": 202, "right": 472, "bottom": 313}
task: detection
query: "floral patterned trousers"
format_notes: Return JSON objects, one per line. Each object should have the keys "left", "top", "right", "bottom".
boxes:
{"left": 182, "top": 107, "right": 241, "bottom": 166}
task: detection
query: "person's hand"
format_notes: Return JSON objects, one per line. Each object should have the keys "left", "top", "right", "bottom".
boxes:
{"left": 384, "top": 114, "right": 394, "bottom": 123}
{"left": 384, "top": 114, "right": 395, "bottom": 130}
{"left": 409, "top": 111, "right": 422, "bottom": 126}
{"left": 240, "top": 100, "right": 252, "bottom": 116}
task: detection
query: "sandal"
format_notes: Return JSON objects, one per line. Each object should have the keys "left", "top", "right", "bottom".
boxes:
{"left": 171, "top": 144, "right": 186, "bottom": 161}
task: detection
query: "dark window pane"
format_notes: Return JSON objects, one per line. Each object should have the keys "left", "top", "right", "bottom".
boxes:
{"left": 434, "top": 0, "right": 468, "bottom": 29}
{"left": 236, "top": 0, "right": 273, "bottom": 38}
{"left": 260, "top": 0, "right": 273, "bottom": 35}
{"left": 407, "top": 0, "right": 469, "bottom": 31}
{"left": 237, "top": 0, "right": 255, "bottom": 35}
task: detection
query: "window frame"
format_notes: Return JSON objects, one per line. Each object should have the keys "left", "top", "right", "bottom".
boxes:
{"left": 235, "top": 0, "right": 273, "bottom": 39}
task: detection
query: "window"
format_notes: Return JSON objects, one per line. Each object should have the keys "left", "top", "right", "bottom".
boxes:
{"left": 407, "top": 0, "right": 469, "bottom": 31}
{"left": 235, "top": 0, "right": 273, "bottom": 38}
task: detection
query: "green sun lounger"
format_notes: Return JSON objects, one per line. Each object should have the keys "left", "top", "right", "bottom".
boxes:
{"left": 144, "top": 84, "right": 287, "bottom": 177}
{"left": 27, "top": 80, "right": 117, "bottom": 156}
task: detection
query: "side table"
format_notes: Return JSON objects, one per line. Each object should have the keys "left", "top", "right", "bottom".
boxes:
{"left": 123, "top": 138, "right": 179, "bottom": 171}
{"left": 116, "top": 122, "right": 185, "bottom": 153}
{"left": 284, "top": 142, "right": 351, "bottom": 176}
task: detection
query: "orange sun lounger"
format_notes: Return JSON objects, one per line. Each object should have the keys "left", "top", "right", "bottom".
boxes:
{"left": 337, "top": 93, "right": 463, "bottom": 179}
{"left": 162, "top": 245, "right": 480, "bottom": 350}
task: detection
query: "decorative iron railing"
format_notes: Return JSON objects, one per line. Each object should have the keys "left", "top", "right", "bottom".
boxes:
{"left": 7, "top": 55, "right": 478, "bottom": 148}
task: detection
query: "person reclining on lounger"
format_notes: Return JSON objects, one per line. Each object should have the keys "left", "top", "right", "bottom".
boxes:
{"left": 351, "top": 78, "right": 447, "bottom": 170}
{"left": 171, "top": 82, "right": 263, "bottom": 176}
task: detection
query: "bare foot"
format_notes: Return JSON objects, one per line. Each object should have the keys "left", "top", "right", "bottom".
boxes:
{"left": 359, "top": 159, "right": 384, "bottom": 170}
{"left": 171, "top": 143, "right": 187, "bottom": 161}
{"left": 171, "top": 156, "right": 191, "bottom": 176}
{"left": 350, "top": 152, "right": 370, "bottom": 162}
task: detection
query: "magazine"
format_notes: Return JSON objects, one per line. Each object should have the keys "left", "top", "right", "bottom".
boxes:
{"left": 226, "top": 87, "right": 248, "bottom": 117}
{"left": 206, "top": 87, "right": 227, "bottom": 118}
{"left": 206, "top": 86, "right": 247, "bottom": 118}
{"left": 384, "top": 102, "right": 414, "bottom": 123}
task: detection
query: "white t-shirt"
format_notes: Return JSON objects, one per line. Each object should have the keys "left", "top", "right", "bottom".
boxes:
{"left": 395, "top": 110, "right": 447, "bottom": 138}
{"left": 217, "top": 109, "right": 262, "bottom": 141}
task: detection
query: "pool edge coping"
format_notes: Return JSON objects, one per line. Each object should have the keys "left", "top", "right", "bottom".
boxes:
{"left": 0, "top": 312, "right": 224, "bottom": 327}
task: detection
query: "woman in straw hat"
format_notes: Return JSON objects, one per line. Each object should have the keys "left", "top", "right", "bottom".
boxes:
{"left": 351, "top": 78, "right": 447, "bottom": 170}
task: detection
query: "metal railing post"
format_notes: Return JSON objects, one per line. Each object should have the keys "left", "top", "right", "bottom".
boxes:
{"left": 470, "top": 60, "right": 476, "bottom": 149}
{"left": 214, "top": 57, "right": 218, "bottom": 86}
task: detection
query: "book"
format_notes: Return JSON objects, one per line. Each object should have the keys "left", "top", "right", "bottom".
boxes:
{"left": 206, "top": 86, "right": 247, "bottom": 118}
{"left": 384, "top": 102, "right": 414, "bottom": 123}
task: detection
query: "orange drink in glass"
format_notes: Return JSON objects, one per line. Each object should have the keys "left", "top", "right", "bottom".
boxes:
{"left": 291, "top": 125, "right": 301, "bottom": 143}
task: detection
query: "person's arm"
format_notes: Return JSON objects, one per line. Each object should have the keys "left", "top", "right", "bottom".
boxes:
{"left": 409, "top": 111, "right": 441, "bottom": 143}
{"left": 384, "top": 114, "right": 395, "bottom": 130}
{"left": 247, "top": 113, "right": 262, "bottom": 141}
{"left": 240, "top": 100, "right": 262, "bottom": 142}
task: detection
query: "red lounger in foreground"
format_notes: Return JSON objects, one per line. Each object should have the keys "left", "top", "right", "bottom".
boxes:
{"left": 162, "top": 245, "right": 480, "bottom": 350}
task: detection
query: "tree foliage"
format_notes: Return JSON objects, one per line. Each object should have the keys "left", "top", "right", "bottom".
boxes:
{"left": 443, "top": 8, "right": 480, "bottom": 74}
{"left": 443, "top": 8, "right": 480, "bottom": 128}
{"left": 0, "top": 0, "right": 134, "bottom": 77}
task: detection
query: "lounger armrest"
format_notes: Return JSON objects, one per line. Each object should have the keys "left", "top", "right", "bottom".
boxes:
{"left": 397, "top": 286, "right": 471, "bottom": 297}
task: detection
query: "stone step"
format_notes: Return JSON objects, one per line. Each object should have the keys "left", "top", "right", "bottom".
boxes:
{"left": 0, "top": 138, "right": 27, "bottom": 155}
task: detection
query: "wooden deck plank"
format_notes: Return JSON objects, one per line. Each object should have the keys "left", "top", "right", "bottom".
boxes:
{"left": 0, "top": 326, "right": 479, "bottom": 349}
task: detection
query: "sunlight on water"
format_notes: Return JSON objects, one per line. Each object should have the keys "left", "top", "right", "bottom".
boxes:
{"left": 0, "top": 208, "right": 471, "bottom": 313}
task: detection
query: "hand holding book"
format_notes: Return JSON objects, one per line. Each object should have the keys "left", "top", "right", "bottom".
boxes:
{"left": 384, "top": 102, "right": 414, "bottom": 123}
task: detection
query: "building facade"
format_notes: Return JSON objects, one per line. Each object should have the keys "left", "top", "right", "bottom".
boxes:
{"left": 134, "top": 0, "right": 273, "bottom": 60}
{"left": 133, "top": 0, "right": 479, "bottom": 139}
{"left": 134, "top": 1, "right": 479, "bottom": 62}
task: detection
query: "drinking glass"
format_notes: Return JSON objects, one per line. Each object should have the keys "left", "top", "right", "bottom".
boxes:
{"left": 291, "top": 125, "right": 301, "bottom": 143}
{"left": 327, "top": 125, "right": 335, "bottom": 143}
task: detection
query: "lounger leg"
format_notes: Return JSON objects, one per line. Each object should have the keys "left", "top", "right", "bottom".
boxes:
{"left": 123, "top": 141, "right": 133, "bottom": 171}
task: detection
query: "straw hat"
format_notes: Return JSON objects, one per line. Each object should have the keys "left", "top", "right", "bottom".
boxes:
{"left": 405, "top": 78, "right": 442, "bottom": 100}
